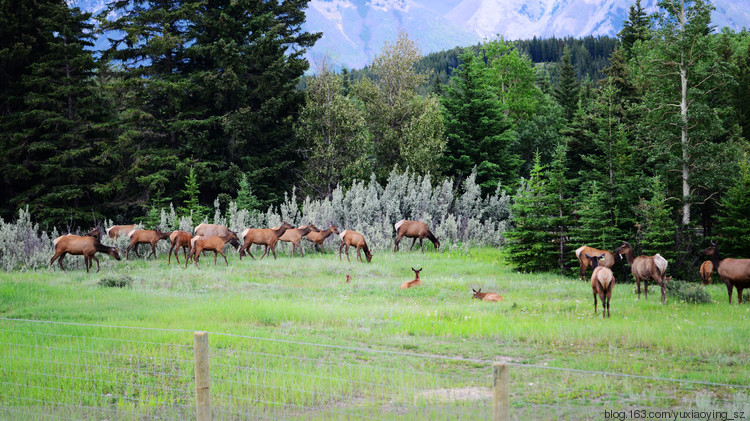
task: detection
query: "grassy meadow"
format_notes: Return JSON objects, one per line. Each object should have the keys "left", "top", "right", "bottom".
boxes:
{"left": 1, "top": 245, "right": 749, "bottom": 419}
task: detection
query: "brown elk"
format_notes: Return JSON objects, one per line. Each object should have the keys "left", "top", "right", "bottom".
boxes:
{"left": 185, "top": 232, "right": 239, "bottom": 269}
{"left": 699, "top": 260, "right": 714, "bottom": 285}
{"left": 575, "top": 246, "right": 617, "bottom": 281}
{"left": 277, "top": 225, "right": 315, "bottom": 257}
{"left": 238, "top": 221, "right": 294, "bottom": 260}
{"left": 586, "top": 254, "right": 615, "bottom": 318}
{"left": 701, "top": 243, "right": 750, "bottom": 304}
{"left": 125, "top": 228, "right": 171, "bottom": 259}
{"left": 614, "top": 242, "right": 669, "bottom": 304}
{"left": 86, "top": 227, "right": 102, "bottom": 241}
{"left": 107, "top": 225, "right": 136, "bottom": 238}
{"left": 305, "top": 224, "right": 340, "bottom": 253}
{"left": 168, "top": 230, "right": 193, "bottom": 265}
{"left": 49, "top": 235, "right": 121, "bottom": 273}
{"left": 401, "top": 267, "right": 422, "bottom": 289}
{"left": 194, "top": 223, "right": 241, "bottom": 249}
{"left": 339, "top": 230, "right": 373, "bottom": 263}
{"left": 472, "top": 288, "right": 503, "bottom": 302}
{"left": 393, "top": 220, "right": 440, "bottom": 252}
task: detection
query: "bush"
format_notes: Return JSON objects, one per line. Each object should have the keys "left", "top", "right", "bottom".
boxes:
{"left": 666, "top": 280, "right": 712, "bottom": 304}
{"left": 98, "top": 275, "right": 134, "bottom": 288}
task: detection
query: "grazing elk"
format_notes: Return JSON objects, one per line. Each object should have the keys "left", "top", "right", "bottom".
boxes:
{"left": 126, "top": 228, "right": 171, "bottom": 259}
{"left": 339, "top": 230, "right": 373, "bottom": 263}
{"left": 277, "top": 225, "right": 315, "bottom": 257}
{"left": 107, "top": 225, "right": 136, "bottom": 238}
{"left": 194, "top": 223, "right": 241, "bottom": 249}
{"left": 401, "top": 267, "right": 422, "bottom": 289}
{"left": 575, "top": 246, "right": 618, "bottom": 281}
{"left": 49, "top": 235, "right": 121, "bottom": 273}
{"left": 701, "top": 243, "right": 750, "bottom": 304}
{"left": 699, "top": 260, "right": 714, "bottom": 285}
{"left": 586, "top": 254, "right": 615, "bottom": 318}
{"left": 168, "top": 230, "right": 193, "bottom": 265}
{"left": 238, "top": 222, "right": 294, "bottom": 260}
{"left": 472, "top": 288, "right": 503, "bottom": 302}
{"left": 614, "top": 242, "right": 670, "bottom": 304}
{"left": 305, "top": 224, "right": 340, "bottom": 253}
{"left": 393, "top": 220, "right": 440, "bottom": 252}
{"left": 185, "top": 232, "right": 239, "bottom": 269}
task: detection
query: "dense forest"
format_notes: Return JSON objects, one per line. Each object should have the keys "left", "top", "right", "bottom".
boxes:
{"left": 2, "top": 0, "right": 749, "bottom": 277}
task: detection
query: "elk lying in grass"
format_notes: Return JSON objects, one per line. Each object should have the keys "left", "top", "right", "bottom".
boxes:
{"left": 614, "top": 242, "right": 669, "bottom": 304}
{"left": 339, "top": 230, "right": 373, "bottom": 263}
{"left": 126, "top": 228, "right": 171, "bottom": 259}
{"left": 238, "top": 222, "right": 294, "bottom": 260}
{"left": 194, "top": 223, "right": 241, "bottom": 249}
{"left": 701, "top": 243, "right": 750, "bottom": 304}
{"left": 699, "top": 260, "right": 714, "bottom": 285}
{"left": 586, "top": 254, "right": 615, "bottom": 318}
{"left": 575, "top": 246, "right": 617, "bottom": 281}
{"left": 472, "top": 288, "right": 503, "bottom": 302}
{"left": 401, "top": 267, "right": 422, "bottom": 289}
{"left": 185, "top": 232, "right": 239, "bottom": 269}
{"left": 278, "top": 225, "right": 314, "bottom": 257}
{"left": 305, "top": 224, "right": 340, "bottom": 252}
{"left": 107, "top": 225, "right": 135, "bottom": 238}
{"left": 168, "top": 230, "right": 193, "bottom": 265}
{"left": 393, "top": 220, "right": 440, "bottom": 252}
{"left": 49, "top": 235, "right": 121, "bottom": 273}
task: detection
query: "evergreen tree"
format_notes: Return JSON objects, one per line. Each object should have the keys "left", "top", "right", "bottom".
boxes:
{"left": 571, "top": 181, "right": 623, "bottom": 258}
{"left": 178, "top": 167, "right": 209, "bottom": 225}
{"left": 546, "top": 143, "right": 575, "bottom": 274}
{"left": 619, "top": 0, "right": 651, "bottom": 58}
{"left": 554, "top": 47, "right": 580, "bottom": 122}
{"left": 636, "top": 177, "right": 677, "bottom": 264}
{"left": 235, "top": 173, "right": 261, "bottom": 211}
{"left": 716, "top": 154, "right": 750, "bottom": 257}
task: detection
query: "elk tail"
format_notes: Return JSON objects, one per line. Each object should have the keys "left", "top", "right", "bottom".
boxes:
{"left": 394, "top": 220, "right": 405, "bottom": 231}
{"left": 575, "top": 246, "right": 585, "bottom": 259}
{"left": 653, "top": 254, "right": 668, "bottom": 277}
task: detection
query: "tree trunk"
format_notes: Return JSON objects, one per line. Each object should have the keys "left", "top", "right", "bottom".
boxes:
{"left": 679, "top": 3, "right": 691, "bottom": 226}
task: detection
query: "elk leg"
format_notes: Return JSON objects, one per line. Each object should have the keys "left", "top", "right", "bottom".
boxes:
{"left": 91, "top": 255, "right": 101, "bottom": 273}
{"left": 298, "top": 241, "right": 304, "bottom": 257}
{"left": 50, "top": 251, "right": 64, "bottom": 269}
{"left": 356, "top": 246, "right": 362, "bottom": 262}
{"left": 393, "top": 233, "right": 404, "bottom": 252}
{"left": 579, "top": 261, "right": 586, "bottom": 281}
{"left": 194, "top": 249, "right": 201, "bottom": 269}
{"left": 58, "top": 253, "right": 67, "bottom": 271}
{"left": 168, "top": 243, "right": 175, "bottom": 264}
{"left": 271, "top": 245, "right": 278, "bottom": 260}
{"left": 134, "top": 243, "right": 142, "bottom": 258}
{"left": 182, "top": 246, "right": 188, "bottom": 262}
{"left": 149, "top": 243, "right": 157, "bottom": 259}
{"left": 635, "top": 276, "right": 641, "bottom": 300}
{"left": 644, "top": 280, "right": 648, "bottom": 300}
{"left": 220, "top": 250, "right": 228, "bottom": 266}
{"left": 339, "top": 242, "right": 345, "bottom": 261}
{"left": 593, "top": 291, "right": 598, "bottom": 315}
{"left": 737, "top": 286, "right": 744, "bottom": 305}
{"left": 213, "top": 251, "right": 218, "bottom": 265}
{"left": 419, "top": 238, "right": 424, "bottom": 252}
{"left": 409, "top": 238, "right": 417, "bottom": 251}
{"left": 319, "top": 243, "right": 325, "bottom": 253}
{"left": 345, "top": 244, "right": 351, "bottom": 262}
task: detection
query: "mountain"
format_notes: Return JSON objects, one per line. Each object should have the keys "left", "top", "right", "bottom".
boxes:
{"left": 71, "top": 0, "right": 750, "bottom": 70}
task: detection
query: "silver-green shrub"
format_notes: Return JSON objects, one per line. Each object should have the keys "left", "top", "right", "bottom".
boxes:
{"left": 0, "top": 207, "right": 59, "bottom": 271}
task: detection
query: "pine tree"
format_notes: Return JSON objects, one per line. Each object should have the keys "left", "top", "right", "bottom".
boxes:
{"left": 716, "top": 154, "right": 750, "bottom": 257}
{"left": 178, "top": 167, "right": 209, "bottom": 225}
{"left": 619, "top": 0, "right": 651, "bottom": 59}
{"left": 636, "top": 177, "right": 677, "bottom": 264}
{"left": 554, "top": 47, "right": 580, "bottom": 122}
{"left": 235, "top": 174, "right": 261, "bottom": 211}
{"left": 546, "top": 143, "right": 575, "bottom": 274}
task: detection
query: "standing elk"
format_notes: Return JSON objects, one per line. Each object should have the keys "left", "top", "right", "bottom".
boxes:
{"left": 401, "top": 267, "right": 422, "bottom": 289}
{"left": 168, "top": 230, "right": 193, "bottom": 265}
{"left": 586, "top": 254, "right": 615, "bottom": 318}
{"left": 305, "top": 224, "right": 340, "bottom": 253}
{"left": 699, "top": 260, "right": 714, "bottom": 285}
{"left": 339, "top": 230, "right": 373, "bottom": 263}
{"left": 575, "top": 246, "right": 618, "bottom": 281}
{"left": 238, "top": 222, "right": 294, "bottom": 260}
{"left": 126, "top": 228, "right": 171, "bottom": 259}
{"left": 86, "top": 227, "right": 102, "bottom": 241}
{"left": 701, "top": 243, "right": 750, "bottom": 304}
{"left": 277, "top": 225, "right": 315, "bottom": 257}
{"left": 393, "top": 220, "right": 440, "bottom": 252}
{"left": 107, "top": 225, "right": 136, "bottom": 238}
{"left": 472, "top": 288, "right": 503, "bottom": 302}
{"left": 614, "top": 241, "right": 669, "bottom": 304}
{"left": 185, "top": 232, "right": 239, "bottom": 269}
{"left": 194, "top": 224, "right": 241, "bottom": 249}
{"left": 49, "top": 235, "right": 121, "bottom": 273}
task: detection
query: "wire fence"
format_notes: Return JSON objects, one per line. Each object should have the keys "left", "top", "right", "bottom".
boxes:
{"left": 1, "top": 318, "right": 748, "bottom": 420}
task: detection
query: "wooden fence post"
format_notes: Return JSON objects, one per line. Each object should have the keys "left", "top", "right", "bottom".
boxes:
{"left": 194, "top": 331, "right": 211, "bottom": 421}
{"left": 493, "top": 363, "right": 509, "bottom": 421}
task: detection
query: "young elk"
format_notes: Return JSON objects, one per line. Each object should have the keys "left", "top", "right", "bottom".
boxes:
{"left": 185, "top": 232, "right": 239, "bottom": 269}
{"left": 701, "top": 242, "right": 750, "bottom": 304}
{"left": 339, "top": 230, "right": 373, "bottom": 263}
{"left": 393, "top": 220, "right": 440, "bottom": 252}
{"left": 614, "top": 242, "right": 669, "bottom": 304}
{"left": 575, "top": 246, "right": 618, "bottom": 281}
{"left": 49, "top": 235, "right": 121, "bottom": 273}
{"left": 699, "top": 260, "right": 714, "bottom": 285}
{"left": 277, "top": 225, "right": 315, "bottom": 257}
{"left": 168, "top": 230, "right": 193, "bottom": 265}
{"left": 586, "top": 254, "right": 615, "bottom": 318}
{"left": 107, "top": 224, "right": 136, "bottom": 238}
{"left": 401, "top": 267, "right": 422, "bottom": 289}
{"left": 126, "top": 228, "right": 171, "bottom": 259}
{"left": 238, "top": 221, "right": 294, "bottom": 260}
{"left": 472, "top": 288, "right": 503, "bottom": 302}
{"left": 194, "top": 224, "right": 241, "bottom": 249}
{"left": 305, "top": 224, "right": 340, "bottom": 253}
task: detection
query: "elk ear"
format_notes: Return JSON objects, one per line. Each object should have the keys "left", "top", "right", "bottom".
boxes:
{"left": 472, "top": 288, "right": 477, "bottom": 293}
{"left": 599, "top": 253, "right": 605, "bottom": 259}
{"left": 585, "top": 254, "right": 592, "bottom": 259}
{"left": 417, "top": 267, "right": 422, "bottom": 271}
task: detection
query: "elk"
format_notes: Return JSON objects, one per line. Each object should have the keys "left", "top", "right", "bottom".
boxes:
{"left": 393, "top": 220, "right": 440, "bottom": 252}
{"left": 305, "top": 224, "right": 340, "bottom": 253}
{"left": 277, "top": 225, "right": 315, "bottom": 257}
{"left": 106, "top": 225, "right": 136, "bottom": 238}
{"left": 86, "top": 227, "right": 102, "bottom": 241}
{"left": 194, "top": 223, "right": 241, "bottom": 249}
{"left": 586, "top": 254, "right": 615, "bottom": 318}
{"left": 701, "top": 243, "right": 750, "bottom": 304}
{"left": 401, "top": 267, "right": 422, "bottom": 289}
{"left": 345, "top": 273, "right": 351, "bottom": 283}
{"left": 339, "top": 230, "right": 373, "bottom": 263}
{"left": 472, "top": 288, "right": 503, "bottom": 302}
{"left": 238, "top": 221, "right": 294, "bottom": 260}
{"left": 614, "top": 241, "right": 669, "bottom": 304}
{"left": 168, "top": 230, "right": 193, "bottom": 265}
{"left": 185, "top": 232, "right": 239, "bottom": 269}
{"left": 575, "top": 246, "right": 618, "bottom": 281}
{"left": 125, "top": 228, "right": 171, "bottom": 259}
{"left": 699, "top": 260, "right": 714, "bottom": 285}
{"left": 49, "top": 235, "right": 121, "bottom": 273}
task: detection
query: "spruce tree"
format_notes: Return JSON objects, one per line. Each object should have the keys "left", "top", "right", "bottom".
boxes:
{"left": 554, "top": 47, "right": 580, "bottom": 123}
{"left": 619, "top": 0, "right": 651, "bottom": 59}
{"left": 716, "top": 154, "right": 750, "bottom": 257}
{"left": 546, "top": 143, "right": 575, "bottom": 274}
{"left": 636, "top": 177, "right": 677, "bottom": 264}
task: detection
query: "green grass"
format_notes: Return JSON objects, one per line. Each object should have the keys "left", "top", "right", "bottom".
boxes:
{"left": 1, "top": 247, "right": 749, "bottom": 419}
